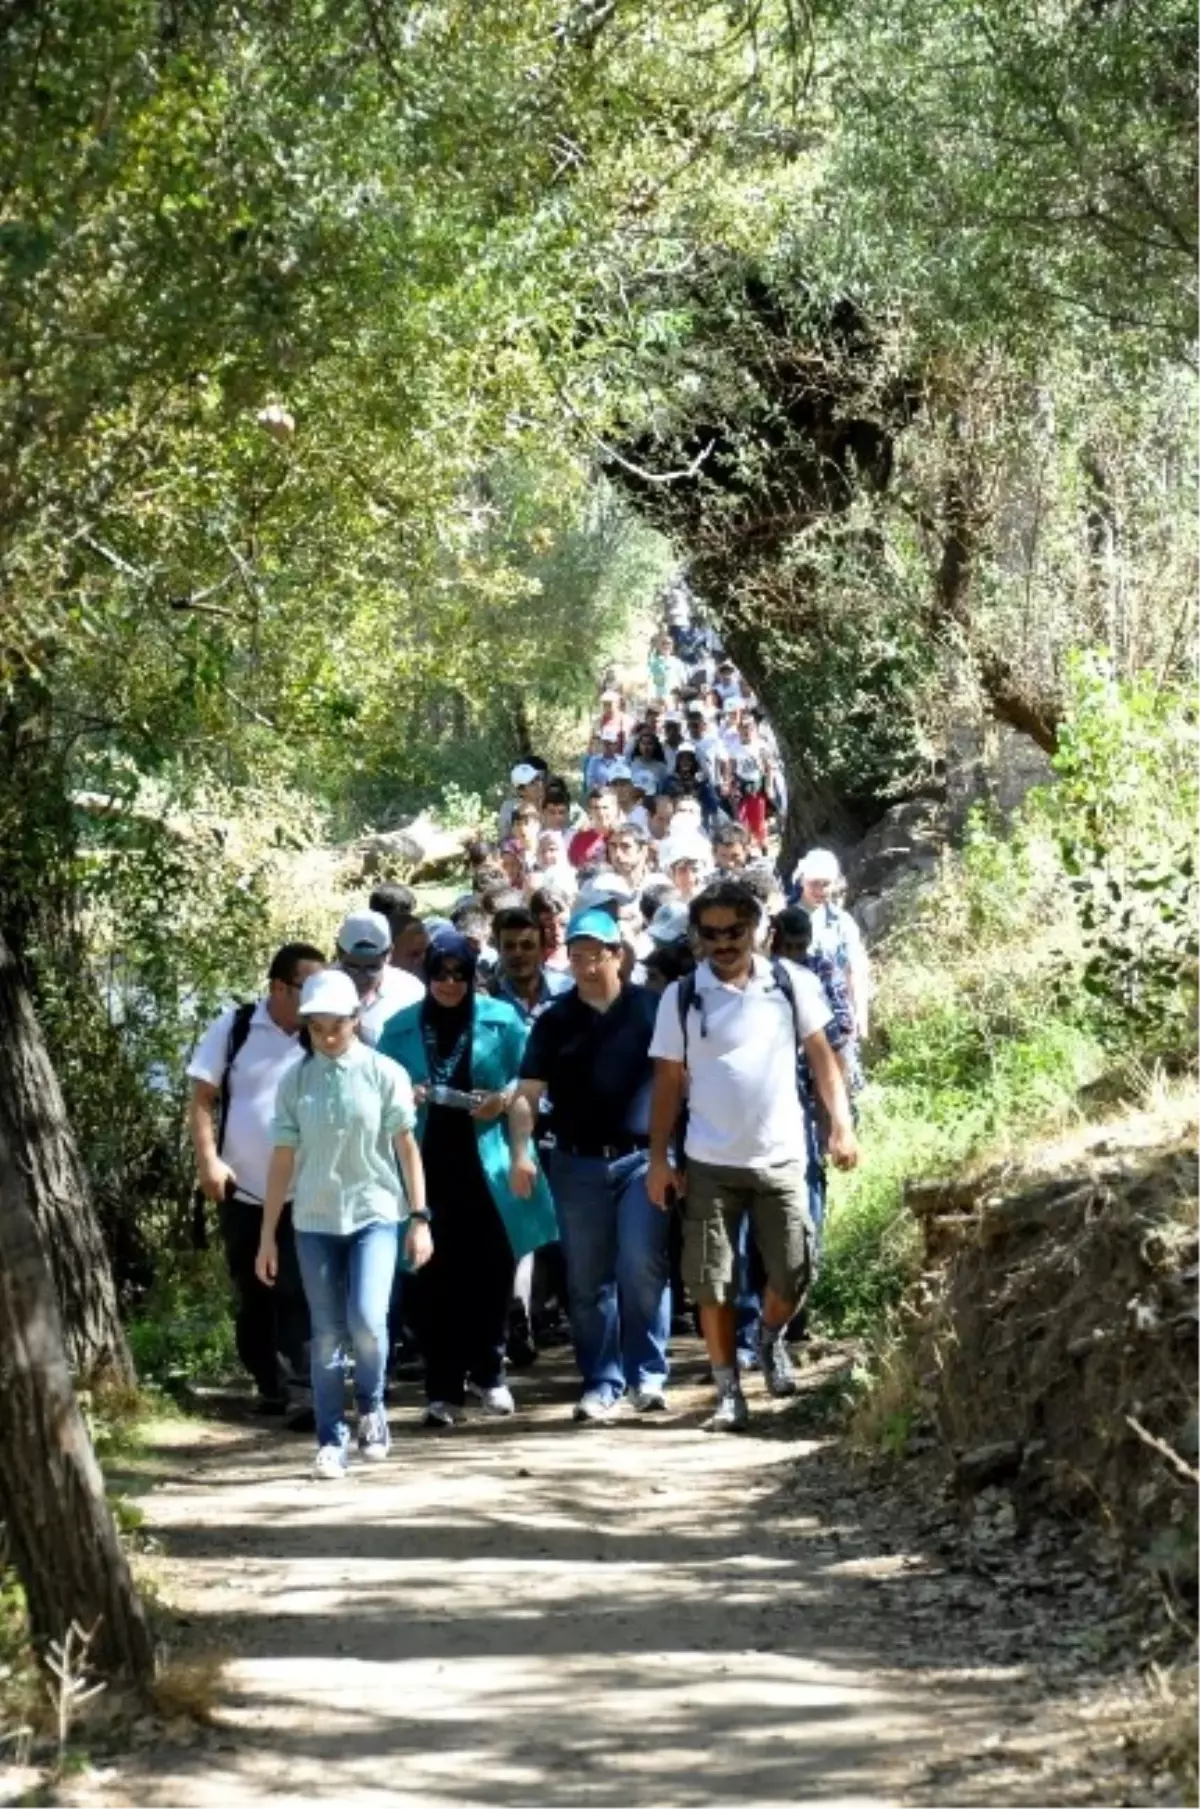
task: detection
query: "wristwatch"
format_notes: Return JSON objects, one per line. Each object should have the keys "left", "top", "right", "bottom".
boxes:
{"left": 408, "top": 1209, "right": 432, "bottom": 1224}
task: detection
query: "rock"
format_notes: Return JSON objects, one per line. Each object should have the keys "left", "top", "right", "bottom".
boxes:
{"left": 955, "top": 1441, "right": 1024, "bottom": 1491}
{"left": 351, "top": 813, "right": 467, "bottom": 881}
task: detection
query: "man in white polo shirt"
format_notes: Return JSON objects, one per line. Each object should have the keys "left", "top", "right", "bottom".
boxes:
{"left": 188, "top": 941, "right": 325, "bottom": 1417}
{"left": 647, "top": 877, "right": 859, "bottom": 1430}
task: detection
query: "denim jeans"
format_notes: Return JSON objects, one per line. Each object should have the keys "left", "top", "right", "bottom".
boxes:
{"left": 295, "top": 1220, "right": 399, "bottom": 1449}
{"left": 548, "top": 1149, "right": 670, "bottom": 1400}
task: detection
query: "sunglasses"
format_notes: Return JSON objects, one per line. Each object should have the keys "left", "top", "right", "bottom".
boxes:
{"left": 342, "top": 956, "right": 385, "bottom": 974}
{"left": 432, "top": 965, "right": 469, "bottom": 984}
{"left": 697, "top": 922, "right": 751, "bottom": 944}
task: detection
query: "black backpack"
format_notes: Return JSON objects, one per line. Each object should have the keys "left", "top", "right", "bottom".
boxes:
{"left": 191, "top": 1000, "right": 255, "bottom": 1248}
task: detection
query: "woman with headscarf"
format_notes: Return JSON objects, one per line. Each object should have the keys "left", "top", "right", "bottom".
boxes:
{"left": 378, "top": 931, "right": 557, "bottom": 1427}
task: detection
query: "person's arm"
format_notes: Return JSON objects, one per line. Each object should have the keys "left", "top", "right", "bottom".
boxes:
{"left": 188, "top": 1079, "right": 236, "bottom": 1200}
{"left": 394, "top": 1127, "right": 433, "bottom": 1268}
{"left": 255, "top": 1146, "right": 295, "bottom": 1284}
{"left": 647, "top": 1059, "right": 687, "bottom": 1208}
{"left": 804, "top": 1030, "right": 859, "bottom": 1169}
{"left": 508, "top": 1081, "right": 544, "bottom": 1197}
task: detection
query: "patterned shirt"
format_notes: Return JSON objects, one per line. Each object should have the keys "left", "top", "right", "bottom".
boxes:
{"left": 271, "top": 1041, "right": 416, "bottom": 1236}
{"left": 489, "top": 967, "right": 574, "bottom": 1023}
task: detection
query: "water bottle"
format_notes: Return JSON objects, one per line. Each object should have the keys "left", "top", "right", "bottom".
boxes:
{"left": 425, "top": 1084, "right": 482, "bottom": 1111}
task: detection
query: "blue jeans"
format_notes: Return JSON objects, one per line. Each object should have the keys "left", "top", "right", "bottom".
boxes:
{"left": 295, "top": 1221, "right": 399, "bottom": 1449}
{"left": 548, "top": 1149, "right": 670, "bottom": 1400}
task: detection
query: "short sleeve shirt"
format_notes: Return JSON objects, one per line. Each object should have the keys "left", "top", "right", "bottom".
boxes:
{"left": 272, "top": 1041, "right": 417, "bottom": 1235}
{"left": 650, "top": 957, "right": 831, "bottom": 1168}
{"left": 520, "top": 985, "right": 659, "bottom": 1148}
{"left": 187, "top": 1000, "right": 304, "bottom": 1203}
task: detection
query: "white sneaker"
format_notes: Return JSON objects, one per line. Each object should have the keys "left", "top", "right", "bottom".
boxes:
{"left": 357, "top": 1408, "right": 390, "bottom": 1462}
{"left": 473, "top": 1383, "right": 515, "bottom": 1416}
{"left": 312, "top": 1443, "right": 348, "bottom": 1480}
{"left": 633, "top": 1386, "right": 668, "bottom": 1414}
{"left": 422, "top": 1400, "right": 459, "bottom": 1428}
{"left": 573, "top": 1390, "right": 621, "bottom": 1424}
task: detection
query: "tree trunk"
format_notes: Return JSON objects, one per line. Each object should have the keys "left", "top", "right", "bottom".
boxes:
{"left": 0, "top": 979, "right": 154, "bottom": 1684}
{"left": 0, "top": 932, "right": 133, "bottom": 1385}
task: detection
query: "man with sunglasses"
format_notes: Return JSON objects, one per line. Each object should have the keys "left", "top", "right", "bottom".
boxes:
{"left": 335, "top": 909, "right": 424, "bottom": 1046}
{"left": 647, "top": 878, "right": 858, "bottom": 1430}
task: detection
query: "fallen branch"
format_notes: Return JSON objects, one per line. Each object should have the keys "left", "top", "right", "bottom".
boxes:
{"left": 1125, "top": 1414, "right": 1200, "bottom": 1485}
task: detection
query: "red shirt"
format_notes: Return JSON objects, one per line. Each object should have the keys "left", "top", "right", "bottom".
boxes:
{"left": 568, "top": 827, "right": 607, "bottom": 869}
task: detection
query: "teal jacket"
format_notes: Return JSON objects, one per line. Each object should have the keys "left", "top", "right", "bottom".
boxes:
{"left": 377, "top": 996, "right": 557, "bottom": 1261}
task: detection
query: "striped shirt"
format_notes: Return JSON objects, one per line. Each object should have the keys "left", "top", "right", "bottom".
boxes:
{"left": 271, "top": 1041, "right": 416, "bottom": 1237}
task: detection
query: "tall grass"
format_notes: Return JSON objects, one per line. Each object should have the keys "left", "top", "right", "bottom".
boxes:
{"left": 812, "top": 811, "right": 1108, "bottom": 1333}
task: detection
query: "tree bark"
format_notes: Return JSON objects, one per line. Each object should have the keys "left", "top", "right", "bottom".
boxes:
{"left": 0, "top": 952, "right": 154, "bottom": 1684}
{"left": 0, "top": 931, "right": 133, "bottom": 1386}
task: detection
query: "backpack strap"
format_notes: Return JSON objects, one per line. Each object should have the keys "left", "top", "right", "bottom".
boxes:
{"left": 675, "top": 971, "right": 700, "bottom": 1063}
{"left": 768, "top": 957, "right": 805, "bottom": 1057}
{"left": 216, "top": 1000, "right": 256, "bottom": 1155}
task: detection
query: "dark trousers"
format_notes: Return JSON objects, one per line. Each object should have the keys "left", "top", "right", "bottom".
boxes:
{"left": 217, "top": 1193, "right": 310, "bottom": 1398}
{"left": 408, "top": 1198, "right": 515, "bottom": 1404}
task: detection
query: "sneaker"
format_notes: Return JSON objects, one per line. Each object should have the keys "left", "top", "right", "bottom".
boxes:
{"left": 762, "top": 1335, "right": 799, "bottom": 1398}
{"left": 736, "top": 1345, "right": 760, "bottom": 1374}
{"left": 633, "top": 1386, "right": 668, "bottom": 1414}
{"left": 312, "top": 1443, "right": 349, "bottom": 1480}
{"left": 468, "top": 1383, "right": 515, "bottom": 1416}
{"left": 707, "top": 1386, "right": 750, "bottom": 1433}
{"left": 421, "top": 1400, "right": 459, "bottom": 1429}
{"left": 572, "top": 1389, "right": 621, "bottom": 1424}
{"left": 357, "top": 1408, "right": 390, "bottom": 1462}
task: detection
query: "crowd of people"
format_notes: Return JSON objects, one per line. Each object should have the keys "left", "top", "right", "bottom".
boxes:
{"left": 187, "top": 603, "right": 871, "bottom": 1474}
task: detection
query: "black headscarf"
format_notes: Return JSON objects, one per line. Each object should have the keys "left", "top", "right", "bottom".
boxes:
{"left": 422, "top": 929, "right": 478, "bottom": 1059}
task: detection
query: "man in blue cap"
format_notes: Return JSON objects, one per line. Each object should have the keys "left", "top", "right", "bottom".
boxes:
{"left": 510, "top": 908, "right": 671, "bottom": 1421}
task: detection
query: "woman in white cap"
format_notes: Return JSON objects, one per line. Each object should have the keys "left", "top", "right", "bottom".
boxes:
{"left": 794, "top": 849, "right": 870, "bottom": 1038}
{"left": 256, "top": 969, "right": 432, "bottom": 1479}
{"left": 499, "top": 763, "right": 546, "bottom": 839}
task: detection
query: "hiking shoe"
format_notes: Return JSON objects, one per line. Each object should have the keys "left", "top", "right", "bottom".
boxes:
{"left": 762, "top": 1336, "right": 798, "bottom": 1398}
{"left": 707, "top": 1387, "right": 750, "bottom": 1433}
{"left": 312, "top": 1443, "right": 349, "bottom": 1480}
{"left": 573, "top": 1390, "right": 620, "bottom": 1424}
{"left": 469, "top": 1383, "right": 515, "bottom": 1416}
{"left": 357, "top": 1408, "right": 390, "bottom": 1462}
{"left": 421, "top": 1400, "right": 459, "bottom": 1429}
{"left": 633, "top": 1386, "right": 668, "bottom": 1414}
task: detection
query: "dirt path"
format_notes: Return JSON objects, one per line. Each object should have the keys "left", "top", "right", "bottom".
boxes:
{"left": 110, "top": 1346, "right": 1150, "bottom": 1808}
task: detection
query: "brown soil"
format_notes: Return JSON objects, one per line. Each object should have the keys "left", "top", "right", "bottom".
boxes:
{"left": 24, "top": 1343, "right": 1189, "bottom": 1809}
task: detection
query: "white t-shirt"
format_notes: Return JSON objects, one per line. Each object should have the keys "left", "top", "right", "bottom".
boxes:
{"left": 187, "top": 1000, "right": 306, "bottom": 1202}
{"left": 650, "top": 956, "right": 831, "bottom": 1168}
{"left": 693, "top": 731, "right": 728, "bottom": 787}
{"left": 355, "top": 963, "right": 425, "bottom": 1046}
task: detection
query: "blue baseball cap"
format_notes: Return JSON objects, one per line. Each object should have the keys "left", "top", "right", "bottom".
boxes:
{"left": 565, "top": 907, "right": 623, "bottom": 947}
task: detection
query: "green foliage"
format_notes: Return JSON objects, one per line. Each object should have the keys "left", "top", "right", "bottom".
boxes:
{"left": 1048, "top": 656, "right": 1199, "bottom": 1055}
{"left": 126, "top": 1249, "right": 238, "bottom": 1386}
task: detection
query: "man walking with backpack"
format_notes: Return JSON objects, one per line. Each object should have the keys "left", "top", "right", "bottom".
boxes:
{"left": 188, "top": 942, "right": 325, "bottom": 1422}
{"left": 646, "top": 879, "right": 858, "bottom": 1430}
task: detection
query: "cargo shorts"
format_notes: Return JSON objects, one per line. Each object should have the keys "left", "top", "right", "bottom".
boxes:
{"left": 682, "top": 1158, "right": 813, "bottom": 1308}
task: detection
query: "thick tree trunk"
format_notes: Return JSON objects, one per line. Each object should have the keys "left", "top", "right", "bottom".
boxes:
{"left": 0, "top": 932, "right": 133, "bottom": 1386}
{"left": 0, "top": 990, "right": 154, "bottom": 1684}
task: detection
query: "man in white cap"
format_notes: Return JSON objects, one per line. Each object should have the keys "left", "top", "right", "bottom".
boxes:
{"left": 685, "top": 702, "right": 729, "bottom": 792}
{"left": 499, "top": 762, "right": 545, "bottom": 838}
{"left": 336, "top": 909, "right": 424, "bottom": 1046}
{"left": 663, "top": 835, "right": 713, "bottom": 903}
{"left": 584, "top": 728, "right": 625, "bottom": 793}
{"left": 794, "top": 850, "right": 870, "bottom": 1038}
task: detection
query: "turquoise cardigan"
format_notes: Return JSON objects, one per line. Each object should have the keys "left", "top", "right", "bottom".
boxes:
{"left": 377, "top": 996, "right": 558, "bottom": 1261}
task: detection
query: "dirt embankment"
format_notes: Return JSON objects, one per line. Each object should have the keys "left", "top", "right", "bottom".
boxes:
{"left": 870, "top": 1092, "right": 1197, "bottom": 1648}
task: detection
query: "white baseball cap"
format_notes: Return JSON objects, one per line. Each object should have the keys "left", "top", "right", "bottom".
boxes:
{"left": 599, "top": 724, "right": 621, "bottom": 742}
{"left": 577, "top": 873, "right": 635, "bottom": 911}
{"left": 665, "top": 836, "right": 712, "bottom": 871}
{"left": 600, "top": 688, "right": 620, "bottom": 702}
{"left": 336, "top": 909, "right": 392, "bottom": 957}
{"left": 608, "top": 759, "right": 633, "bottom": 781}
{"left": 629, "top": 764, "right": 658, "bottom": 792}
{"left": 298, "top": 969, "right": 359, "bottom": 1017}
{"left": 511, "top": 762, "right": 540, "bottom": 787}
{"left": 796, "top": 848, "right": 841, "bottom": 884}
{"left": 649, "top": 901, "right": 691, "bottom": 944}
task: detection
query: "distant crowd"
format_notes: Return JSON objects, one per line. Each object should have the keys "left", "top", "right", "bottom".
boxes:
{"left": 188, "top": 594, "right": 870, "bottom": 1473}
